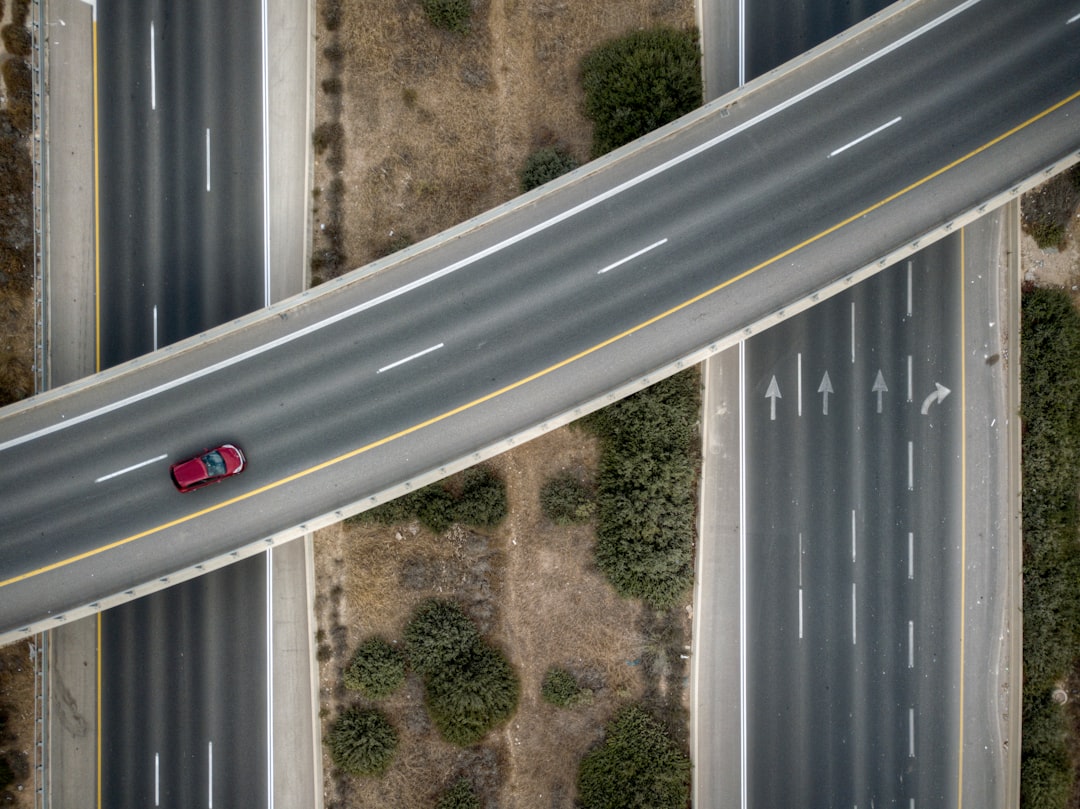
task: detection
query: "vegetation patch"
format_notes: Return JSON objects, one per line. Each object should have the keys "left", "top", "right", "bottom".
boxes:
{"left": 1022, "top": 165, "right": 1080, "bottom": 250}
{"left": 343, "top": 637, "right": 407, "bottom": 699}
{"left": 356, "top": 465, "right": 507, "bottom": 534}
{"left": 581, "top": 27, "right": 702, "bottom": 157}
{"left": 520, "top": 145, "right": 580, "bottom": 192}
{"left": 421, "top": 0, "right": 472, "bottom": 33}
{"left": 539, "top": 471, "right": 595, "bottom": 525}
{"left": 1021, "top": 286, "right": 1080, "bottom": 808}
{"left": 541, "top": 666, "right": 591, "bottom": 708}
{"left": 325, "top": 706, "right": 399, "bottom": 777}
{"left": 436, "top": 777, "right": 481, "bottom": 809}
{"left": 583, "top": 369, "right": 700, "bottom": 609}
{"left": 576, "top": 704, "right": 691, "bottom": 809}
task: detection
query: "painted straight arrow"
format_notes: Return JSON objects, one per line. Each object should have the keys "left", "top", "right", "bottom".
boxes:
{"left": 766, "top": 375, "right": 781, "bottom": 421}
{"left": 920, "top": 382, "right": 951, "bottom": 414}
{"left": 818, "top": 371, "right": 833, "bottom": 415}
{"left": 872, "top": 370, "right": 888, "bottom": 414}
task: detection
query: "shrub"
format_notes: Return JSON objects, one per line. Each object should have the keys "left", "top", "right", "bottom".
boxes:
{"left": 2, "top": 24, "right": 31, "bottom": 59}
{"left": 425, "top": 644, "right": 519, "bottom": 745}
{"left": 577, "top": 704, "right": 690, "bottom": 809}
{"left": 540, "top": 472, "right": 594, "bottom": 524}
{"left": 2, "top": 58, "right": 32, "bottom": 134}
{"left": 541, "top": 666, "right": 589, "bottom": 708}
{"left": 583, "top": 371, "right": 700, "bottom": 608}
{"left": 1022, "top": 170, "right": 1080, "bottom": 251}
{"left": 344, "top": 637, "right": 407, "bottom": 699}
{"left": 1020, "top": 287, "right": 1080, "bottom": 808}
{"left": 581, "top": 28, "right": 702, "bottom": 158}
{"left": 421, "top": 0, "right": 471, "bottom": 32}
{"left": 454, "top": 465, "right": 507, "bottom": 527}
{"left": 354, "top": 465, "right": 506, "bottom": 533}
{"left": 325, "top": 707, "right": 398, "bottom": 777}
{"left": 520, "top": 145, "right": 580, "bottom": 192}
{"left": 437, "top": 778, "right": 480, "bottom": 809}
{"left": 405, "top": 599, "right": 481, "bottom": 676}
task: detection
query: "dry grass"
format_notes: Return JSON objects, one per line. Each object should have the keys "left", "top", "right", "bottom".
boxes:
{"left": 315, "top": 427, "right": 667, "bottom": 808}
{"left": 311, "top": 0, "right": 695, "bottom": 281}
{"left": 0, "top": 640, "right": 35, "bottom": 808}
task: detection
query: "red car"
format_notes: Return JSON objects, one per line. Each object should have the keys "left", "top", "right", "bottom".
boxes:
{"left": 170, "top": 444, "right": 246, "bottom": 492}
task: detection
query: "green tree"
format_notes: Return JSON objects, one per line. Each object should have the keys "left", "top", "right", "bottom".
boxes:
{"left": 520, "top": 145, "right": 580, "bottom": 192}
{"left": 425, "top": 644, "right": 520, "bottom": 745}
{"left": 581, "top": 28, "right": 702, "bottom": 157}
{"left": 454, "top": 465, "right": 507, "bottom": 527}
{"left": 344, "top": 637, "right": 407, "bottom": 699}
{"left": 577, "top": 705, "right": 690, "bottom": 809}
{"left": 325, "top": 707, "right": 398, "bottom": 777}
{"left": 405, "top": 599, "right": 482, "bottom": 676}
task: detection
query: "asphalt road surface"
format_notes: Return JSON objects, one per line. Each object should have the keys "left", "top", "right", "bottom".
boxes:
{"left": 1, "top": 0, "right": 1077, "bottom": 634}
{"left": 100, "top": 564, "right": 268, "bottom": 808}
{"left": 95, "top": 3, "right": 270, "bottom": 807}
{"left": 97, "top": 0, "right": 265, "bottom": 368}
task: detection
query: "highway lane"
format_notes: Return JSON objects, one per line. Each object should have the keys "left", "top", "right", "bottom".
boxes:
{"left": 745, "top": 239, "right": 962, "bottom": 805}
{"left": 100, "top": 567, "right": 268, "bottom": 808}
{"left": 97, "top": 0, "right": 264, "bottom": 367}
{"left": 95, "top": 3, "right": 270, "bottom": 808}
{"left": 1, "top": 0, "right": 1078, "bottom": 634}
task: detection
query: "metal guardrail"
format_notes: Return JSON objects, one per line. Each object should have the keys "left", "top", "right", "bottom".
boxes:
{"left": 31, "top": 0, "right": 47, "bottom": 394}
{"left": 29, "top": 1, "right": 49, "bottom": 806}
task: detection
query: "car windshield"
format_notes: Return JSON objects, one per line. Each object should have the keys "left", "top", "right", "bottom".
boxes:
{"left": 202, "top": 450, "right": 227, "bottom": 478}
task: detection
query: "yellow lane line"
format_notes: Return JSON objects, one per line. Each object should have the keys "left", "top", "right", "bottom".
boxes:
{"left": 4, "top": 87, "right": 1080, "bottom": 592}
{"left": 957, "top": 228, "right": 968, "bottom": 807}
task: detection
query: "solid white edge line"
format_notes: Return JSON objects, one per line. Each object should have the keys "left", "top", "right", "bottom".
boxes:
{"left": 738, "top": 339, "right": 747, "bottom": 809}
{"left": 261, "top": 0, "right": 271, "bottom": 307}
{"left": 205, "top": 128, "right": 211, "bottom": 192}
{"left": 377, "top": 343, "right": 444, "bottom": 374}
{"left": 150, "top": 22, "right": 156, "bottom": 110}
{"left": 94, "top": 453, "right": 168, "bottom": 483}
{"left": 828, "top": 115, "right": 903, "bottom": 157}
{"left": 596, "top": 238, "right": 668, "bottom": 274}
{"left": 0, "top": 0, "right": 988, "bottom": 455}
{"left": 208, "top": 740, "right": 213, "bottom": 809}
{"left": 266, "top": 549, "right": 274, "bottom": 809}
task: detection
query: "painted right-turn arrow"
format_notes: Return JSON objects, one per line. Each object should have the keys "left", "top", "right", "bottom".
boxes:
{"left": 920, "top": 382, "right": 951, "bottom": 415}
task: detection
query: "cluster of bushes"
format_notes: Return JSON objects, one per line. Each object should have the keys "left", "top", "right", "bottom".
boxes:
{"left": 407, "top": 599, "right": 519, "bottom": 745}
{"left": 326, "top": 600, "right": 519, "bottom": 779}
{"left": 1020, "top": 287, "right": 1080, "bottom": 808}
{"left": 577, "top": 704, "right": 690, "bottom": 809}
{"left": 583, "top": 370, "right": 700, "bottom": 608}
{"left": 356, "top": 464, "right": 507, "bottom": 533}
{"left": 520, "top": 145, "right": 579, "bottom": 193}
{"left": 580, "top": 28, "right": 702, "bottom": 158}
{"left": 436, "top": 777, "right": 481, "bottom": 809}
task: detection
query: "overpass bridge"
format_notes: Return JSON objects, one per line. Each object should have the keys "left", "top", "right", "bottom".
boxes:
{"left": 1, "top": 0, "right": 1078, "bottom": 641}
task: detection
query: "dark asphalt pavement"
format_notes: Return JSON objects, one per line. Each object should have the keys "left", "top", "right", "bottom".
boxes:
{"left": 745, "top": 240, "right": 962, "bottom": 806}
{"left": 2, "top": 0, "right": 1077, "bottom": 633}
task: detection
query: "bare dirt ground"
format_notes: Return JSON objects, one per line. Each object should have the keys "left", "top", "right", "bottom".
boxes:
{"left": 315, "top": 429, "right": 667, "bottom": 808}
{"left": 311, "top": 0, "right": 694, "bottom": 282}
{"left": 1022, "top": 208, "right": 1080, "bottom": 303}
